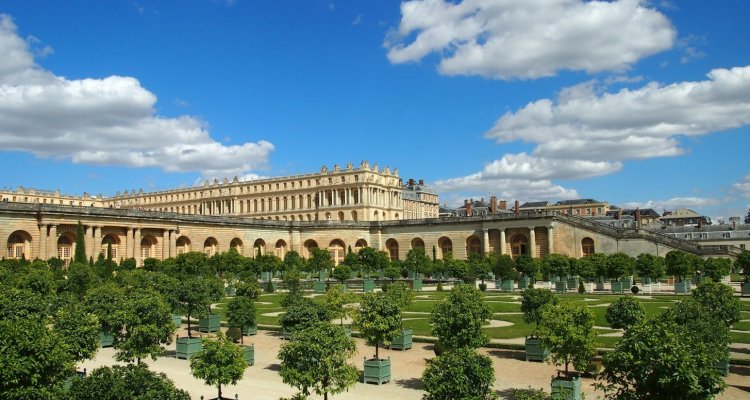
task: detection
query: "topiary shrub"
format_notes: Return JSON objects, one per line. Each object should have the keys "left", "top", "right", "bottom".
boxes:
{"left": 631, "top": 285, "right": 640, "bottom": 294}
{"left": 226, "top": 327, "right": 242, "bottom": 343}
{"left": 478, "top": 283, "right": 487, "bottom": 292}
{"left": 436, "top": 282, "right": 444, "bottom": 292}
{"left": 433, "top": 341, "right": 446, "bottom": 356}
{"left": 578, "top": 280, "right": 585, "bottom": 293}
{"left": 265, "top": 279, "right": 275, "bottom": 293}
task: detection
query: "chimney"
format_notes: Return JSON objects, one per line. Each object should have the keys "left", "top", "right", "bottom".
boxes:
{"left": 499, "top": 200, "right": 507, "bottom": 210}
{"left": 408, "top": 178, "right": 415, "bottom": 186}
{"left": 635, "top": 207, "right": 641, "bottom": 228}
{"left": 490, "top": 196, "right": 497, "bottom": 214}
{"left": 616, "top": 209, "right": 622, "bottom": 220}
{"left": 419, "top": 179, "right": 424, "bottom": 185}
{"left": 514, "top": 200, "right": 520, "bottom": 215}
{"left": 466, "top": 199, "right": 473, "bottom": 216}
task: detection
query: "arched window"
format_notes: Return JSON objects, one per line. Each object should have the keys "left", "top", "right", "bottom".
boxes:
{"left": 438, "top": 237, "right": 453, "bottom": 259}
{"left": 386, "top": 239, "right": 399, "bottom": 261}
{"left": 253, "top": 239, "right": 266, "bottom": 256}
{"left": 176, "top": 236, "right": 191, "bottom": 255}
{"left": 141, "top": 235, "right": 157, "bottom": 259}
{"left": 511, "top": 234, "right": 528, "bottom": 258}
{"left": 329, "top": 239, "right": 345, "bottom": 266}
{"left": 582, "top": 237, "right": 595, "bottom": 257}
{"left": 411, "top": 237, "right": 425, "bottom": 250}
{"left": 466, "top": 235, "right": 482, "bottom": 256}
{"left": 303, "top": 239, "right": 318, "bottom": 258}
{"left": 204, "top": 237, "right": 218, "bottom": 257}
{"left": 275, "top": 240, "right": 287, "bottom": 258}
{"left": 230, "top": 238, "right": 243, "bottom": 254}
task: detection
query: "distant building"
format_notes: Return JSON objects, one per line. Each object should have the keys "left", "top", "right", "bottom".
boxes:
{"left": 606, "top": 208, "right": 661, "bottom": 227}
{"left": 519, "top": 198, "right": 609, "bottom": 217}
{"left": 453, "top": 196, "right": 513, "bottom": 217}
{"left": 401, "top": 179, "right": 439, "bottom": 219}
{"left": 659, "top": 208, "right": 711, "bottom": 227}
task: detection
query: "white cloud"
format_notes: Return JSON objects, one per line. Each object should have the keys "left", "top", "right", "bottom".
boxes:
{"left": 386, "top": 0, "right": 675, "bottom": 80}
{"left": 0, "top": 14, "right": 273, "bottom": 178}
{"left": 732, "top": 175, "right": 750, "bottom": 199}
{"left": 620, "top": 196, "right": 722, "bottom": 211}
{"left": 434, "top": 175, "right": 580, "bottom": 202}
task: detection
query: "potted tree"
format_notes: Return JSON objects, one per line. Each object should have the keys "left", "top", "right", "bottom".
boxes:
{"left": 542, "top": 254, "right": 570, "bottom": 293}
{"left": 576, "top": 256, "right": 596, "bottom": 293}
{"left": 354, "top": 292, "right": 402, "bottom": 385}
{"left": 174, "top": 277, "right": 213, "bottom": 359}
{"left": 83, "top": 284, "right": 126, "bottom": 348}
{"left": 606, "top": 253, "right": 635, "bottom": 294}
{"left": 492, "top": 254, "right": 516, "bottom": 292}
{"left": 567, "top": 258, "right": 581, "bottom": 289}
{"left": 515, "top": 254, "right": 537, "bottom": 290}
{"left": 198, "top": 278, "right": 225, "bottom": 333}
{"left": 430, "top": 284, "right": 491, "bottom": 353}
{"left": 605, "top": 297, "right": 645, "bottom": 331}
{"left": 279, "top": 296, "right": 330, "bottom": 340}
{"left": 384, "top": 281, "right": 414, "bottom": 350}
{"left": 737, "top": 250, "right": 750, "bottom": 296}
{"left": 702, "top": 258, "right": 732, "bottom": 284}
{"left": 225, "top": 295, "right": 257, "bottom": 365}
{"left": 692, "top": 282, "right": 742, "bottom": 375}
{"left": 190, "top": 332, "right": 247, "bottom": 400}
{"left": 325, "top": 284, "right": 356, "bottom": 336}
{"left": 665, "top": 250, "right": 696, "bottom": 294}
{"left": 309, "top": 248, "right": 334, "bottom": 293}
{"left": 584, "top": 253, "right": 608, "bottom": 291}
{"left": 358, "top": 248, "right": 388, "bottom": 292}
{"left": 520, "top": 288, "right": 558, "bottom": 362}
{"left": 331, "top": 264, "right": 352, "bottom": 290}
{"left": 635, "top": 253, "right": 664, "bottom": 293}
{"left": 538, "top": 303, "right": 597, "bottom": 400}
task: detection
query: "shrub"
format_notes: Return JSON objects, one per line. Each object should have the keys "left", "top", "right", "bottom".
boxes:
{"left": 265, "top": 279, "right": 275, "bottom": 293}
{"left": 578, "top": 280, "right": 585, "bottom": 293}
{"left": 606, "top": 297, "right": 645, "bottom": 330}
{"left": 478, "top": 283, "right": 487, "bottom": 292}
{"left": 436, "top": 282, "right": 444, "bottom": 292}
{"left": 226, "top": 327, "right": 242, "bottom": 343}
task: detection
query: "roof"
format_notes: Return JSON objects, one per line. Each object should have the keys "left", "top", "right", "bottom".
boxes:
{"left": 554, "top": 198, "right": 601, "bottom": 206}
{"left": 660, "top": 208, "right": 704, "bottom": 219}
{"left": 519, "top": 201, "right": 549, "bottom": 208}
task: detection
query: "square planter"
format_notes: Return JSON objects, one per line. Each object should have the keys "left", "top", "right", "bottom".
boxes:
{"left": 550, "top": 276, "right": 560, "bottom": 283}
{"left": 225, "top": 285, "right": 235, "bottom": 296}
{"left": 555, "top": 281, "right": 568, "bottom": 293}
{"left": 596, "top": 277, "right": 606, "bottom": 291}
{"left": 175, "top": 337, "right": 202, "bottom": 360}
{"left": 623, "top": 276, "right": 633, "bottom": 289}
{"left": 742, "top": 282, "right": 750, "bottom": 296}
{"left": 282, "top": 329, "right": 292, "bottom": 340}
{"left": 582, "top": 282, "right": 594, "bottom": 293}
{"left": 525, "top": 336, "right": 548, "bottom": 362}
{"left": 567, "top": 277, "right": 579, "bottom": 289}
{"left": 172, "top": 314, "right": 182, "bottom": 328}
{"left": 389, "top": 328, "right": 413, "bottom": 350}
{"left": 198, "top": 314, "right": 221, "bottom": 333}
{"left": 494, "top": 280, "right": 503, "bottom": 289}
{"left": 363, "top": 357, "right": 391, "bottom": 385}
{"left": 501, "top": 279, "right": 515, "bottom": 292}
{"left": 99, "top": 331, "right": 114, "bottom": 348}
{"left": 242, "top": 325, "right": 258, "bottom": 336}
{"left": 611, "top": 281, "right": 624, "bottom": 294}
{"left": 343, "top": 326, "right": 352, "bottom": 337}
{"left": 675, "top": 281, "right": 692, "bottom": 294}
{"left": 551, "top": 375, "right": 582, "bottom": 400}
{"left": 410, "top": 278, "right": 423, "bottom": 291}
{"left": 363, "top": 279, "right": 375, "bottom": 292}
{"left": 243, "top": 345, "right": 255, "bottom": 366}
{"left": 318, "top": 270, "right": 328, "bottom": 280}
{"left": 714, "top": 359, "right": 729, "bottom": 377}
{"left": 313, "top": 281, "right": 327, "bottom": 293}
{"left": 640, "top": 284, "right": 652, "bottom": 294}
{"left": 518, "top": 276, "right": 530, "bottom": 290}
{"left": 261, "top": 271, "right": 272, "bottom": 282}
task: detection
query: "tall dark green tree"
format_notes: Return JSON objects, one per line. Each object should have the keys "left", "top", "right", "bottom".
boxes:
{"left": 74, "top": 220, "right": 87, "bottom": 264}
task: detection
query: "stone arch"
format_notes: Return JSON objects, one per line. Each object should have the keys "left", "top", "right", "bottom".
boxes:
{"left": 203, "top": 237, "right": 218, "bottom": 257}
{"left": 7, "top": 230, "right": 32, "bottom": 259}
{"left": 101, "top": 234, "right": 121, "bottom": 260}
{"left": 438, "top": 236, "right": 452, "bottom": 259}
{"left": 176, "top": 236, "right": 191, "bottom": 255}
{"left": 275, "top": 239, "right": 287, "bottom": 258}
{"left": 140, "top": 235, "right": 158, "bottom": 259}
{"left": 385, "top": 238, "right": 399, "bottom": 261}
{"left": 466, "top": 235, "right": 482, "bottom": 257}
{"left": 329, "top": 239, "right": 345, "bottom": 266}
{"left": 510, "top": 234, "right": 528, "bottom": 258}
{"left": 411, "top": 237, "right": 425, "bottom": 250}
{"left": 354, "top": 239, "right": 368, "bottom": 251}
{"left": 253, "top": 239, "right": 266, "bottom": 256}
{"left": 351, "top": 210, "right": 358, "bottom": 221}
{"left": 303, "top": 239, "right": 318, "bottom": 258}
{"left": 582, "top": 237, "right": 595, "bottom": 257}
{"left": 230, "top": 238, "right": 243, "bottom": 255}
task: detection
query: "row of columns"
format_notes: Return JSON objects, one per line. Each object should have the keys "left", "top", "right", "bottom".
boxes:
{"left": 480, "top": 226, "right": 554, "bottom": 258}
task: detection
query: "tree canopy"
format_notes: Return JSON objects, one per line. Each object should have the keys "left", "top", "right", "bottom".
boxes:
{"left": 605, "top": 297, "right": 645, "bottom": 330}
{"left": 69, "top": 364, "right": 190, "bottom": 400}
{"left": 354, "top": 292, "right": 402, "bottom": 359}
{"left": 520, "top": 288, "right": 558, "bottom": 331}
{"left": 430, "top": 284, "right": 491, "bottom": 350}
{"left": 421, "top": 347, "right": 497, "bottom": 400}
{"left": 538, "top": 303, "right": 597, "bottom": 377}
{"left": 190, "top": 332, "right": 247, "bottom": 400}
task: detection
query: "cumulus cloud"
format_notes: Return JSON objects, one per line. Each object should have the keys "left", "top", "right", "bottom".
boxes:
{"left": 620, "top": 196, "right": 723, "bottom": 211}
{"left": 434, "top": 175, "right": 580, "bottom": 202}
{"left": 0, "top": 14, "right": 273, "bottom": 178}
{"left": 732, "top": 175, "right": 750, "bottom": 199}
{"left": 386, "top": 0, "right": 675, "bottom": 79}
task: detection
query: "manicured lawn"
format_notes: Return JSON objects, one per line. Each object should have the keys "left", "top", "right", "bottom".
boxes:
{"left": 733, "top": 320, "right": 750, "bottom": 331}
{"left": 731, "top": 331, "right": 750, "bottom": 344}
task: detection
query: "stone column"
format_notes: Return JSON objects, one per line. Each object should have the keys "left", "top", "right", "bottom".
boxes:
{"left": 125, "top": 227, "right": 133, "bottom": 259}
{"left": 94, "top": 226, "right": 102, "bottom": 258}
{"left": 169, "top": 230, "right": 177, "bottom": 258}
{"left": 134, "top": 228, "right": 142, "bottom": 267}
{"left": 483, "top": 229, "right": 490, "bottom": 255}
{"left": 38, "top": 224, "right": 47, "bottom": 260}
{"left": 529, "top": 227, "right": 536, "bottom": 258}
{"left": 162, "top": 230, "right": 170, "bottom": 259}
{"left": 48, "top": 224, "right": 58, "bottom": 259}
{"left": 500, "top": 228, "right": 506, "bottom": 255}
{"left": 547, "top": 226, "right": 554, "bottom": 256}
{"left": 84, "top": 225, "right": 93, "bottom": 261}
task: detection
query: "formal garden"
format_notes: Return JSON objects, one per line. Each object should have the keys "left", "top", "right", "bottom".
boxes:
{"left": 1, "top": 220, "right": 750, "bottom": 399}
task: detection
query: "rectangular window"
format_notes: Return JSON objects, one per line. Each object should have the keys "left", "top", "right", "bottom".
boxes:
{"left": 723, "top": 232, "right": 731, "bottom": 238}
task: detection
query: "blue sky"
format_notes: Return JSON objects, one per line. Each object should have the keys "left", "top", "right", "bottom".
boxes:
{"left": 1, "top": 0, "right": 749, "bottom": 221}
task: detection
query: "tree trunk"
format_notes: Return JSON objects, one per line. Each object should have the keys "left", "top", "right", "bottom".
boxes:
{"left": 187, "top": 305, "right": 192, "bottom": 338}
{"left": 375, "top": 343, "right": 379, "bottom": 360}
{"left": 218, "top": 383, "right": 222, "bottom": 400}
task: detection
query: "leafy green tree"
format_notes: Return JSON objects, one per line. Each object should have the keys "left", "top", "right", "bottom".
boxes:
{"left": 0, "top": 287, "right": 49, "bottom": 322}
{"left": 447, "top": 258, "right": 471, "bottom": 282}
{"left": 635, "top": 253, "right": 665, "bottom": 282}
{"left": 324, "top": 284, "right": 355, "bottom": 327}
{"left": 235, "top": 280, "right": 262, "bottom": 300}
{"left": 190, "top": 332, "right": 247, "bottom": 400}
{"left": 69, "top": 364, "right": 190, "bottom": 400}
{"left": 354, "top": 292, "right": 402, "bottom": 359}
{"left": 665, "top": 250, "right": 696, "bottom": 282}
{"left": 114, "top": 289, "right": 175, "bottom": 364}
{"left": 173, "top": 277, "right": 215, "bottom": 338}
{"left": 404, "top": 247, "right": 432, "bottom": 279}
{"left": 605, "top": 297, "right": 645, "bottom": 330}
{"left": 520, "top": 288, "right": 558, "bottom": 334}
{"left": 691, "top": 282, "right": 741, "bottom": 327}
{"left": 54, "top": 301, "right": 100, "bottom": 362}
{"left": 279, "top": 297, "right": 330, "bottom": 335}
{"left": 342, "top": 249, "right": 361, "bottom": 275}
{"left": 226, "top": 296, "right": 257, "bottom": 344}
{"left": 74, "top": 220, "right": 87, "bottom": 264}
{"left": 540, "top": 254, "right": 570, "bottom": 279}
{"left": 736, "top": 250, "right": 750, "bottom": 281}
{"left": 667, "top": 298, "right": 732, "bottom": 373}
{"left": 384, "top": 280, "right": 414, "bottom": 309}
{"left": 331, "top": 264, "right": 352, "bottom": 284}
{"left": 174, "top": 251, "right": 212, "bottom": 277}
{"left": 586, "top": 253, "right": 609, "bottom": 280}
{"left": 0, "top": 318, "right": 75, "bottom": 400}
{"left": 701, "top": 258, "right": 732, "bottom": 282}
{"left": 223, "top": 248, "right": 246, "bottom": 276}
{"left": 67, "top": 262, "right": 99, "bottom": 299}
{"left": 430, "top": 284, "right": 491, "bottom": 350}
{"left": 491, "top": 254, "right": 516, "bottom": 281}
{"left": 538, "top": 303, "right": 597, "bottom": 377}
{"left": 606, "top": 253, "right": 635, "bottom": 282}
{"left": 279, "top": 322, "right": 358, "bottom": 400}
{"left": 308, "top": 248, "right": 334, "bottom": 279}
{"left": 575, "top": 256, "right": 598, "bottom": 282}
{"left": 468, "top": 253, "right": 492, "bottom": 284}
{"left": 358, "top": 247, "right": 390, "bottom": 278}
{"left": 282, "top": 267, "right": 303, "bottom": 296}
{"left": 84, "top": 283, "right": 127, "bottom": 337}
{"left": 515, "top": 254, "right": 538, "bottom": 280}
{"left": 284, "top": 250, "right": 306, "bottom": 272}
{"left": 383, "top": 265, "right": 400, "bottom": 281}
{"left": 142, "top": 257, "right": 159, "bottom": 272}
{"left": 598, "top": 312, "right": 725, "bottom": 400}
{"left": 421, "top": 347, "right": 497, "bottom": 400}
{"left": 17, "top": 267, "right": 56, "bottom": 298}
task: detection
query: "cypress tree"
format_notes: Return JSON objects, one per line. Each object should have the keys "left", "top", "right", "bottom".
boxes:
{"left": 74, "top": 220, "right": 87, "bottom": 264}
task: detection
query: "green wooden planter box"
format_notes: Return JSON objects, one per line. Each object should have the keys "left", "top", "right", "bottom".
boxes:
{"left": 567, "top": 277, "right": 579, "bottom": 289}
{"left": 494, "top": 280, "right": 503, "bottom": 289}
{"left": 501, "top": 279, "right": 515, "bottom": 292}
{"left": 551, "top": 375, "right": 582, "bottom": 400}
{"left": 611, "top": 281, "right": 624, "bottom": 294}
{"left": 525, "top": 336, "right": 548, "bottom": 362}
{"left": 225, "top": 285, "right": 235, "bottom": 296}
{"left": 596, "top": 276, "right": 606, "bottom": 291}
{"left": 555, "top": 281, "right": 568, "bottom": 293}
{"left": 363, "top": 279, "right": 375, "bottom": 292}
{"left": 172, "top": 314, "right": 182, "bottom": 328}
{"left": 343, "top": 326, "right": 352, "bottom": 337}
{"left": 518, "top": 276, "right": 530, "bottom": 290}
{"left": 675, "top": 281, "right": 692, "bottom": 294}
{"left": 99, "top": 331, "right": 114, "bottom": 348}
{"left": 714, "top": 359, "right": 729, "bottom": 377}
{"left": 318, "top": 270, "right": 328, "bottom": 280}
{"left": 242, "top": 325, "right": 258, "bottom": 336}
{"left": 742, "top": 282, "right": 750, "bottom": 296}
{"left": 313, "top": 281, "right": 327, "bottom": 293}
{"left": 198, "top": 314, "right": 221, "bottom": 333}
{"left": 363, "top": 357, "right": 391, "bottom": 385}
{"left": 623, "top": 276, "right": 633, "bottom": 289}
{"left": 261, "top": 271, "right": 272, "bottom": 282}
{"left": 175, "top": 337, "right": 202, "bottom": 359}
{"left": 389, "top": 328, "right": 413, "bottom": 350}
{"left": 350, "top": 270, "right": 358, "bottom": 279}
{"left": 282, "top": 329, "right": 292, "bottom": 340}
{"left": 243, "top": 345, "right": 255, "bottom": 366}
{"left": 549, "top": 276, "right": 559, "bottom": 283}
{"left": 411, "top": 278, "right": 423, "bottom": 291}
